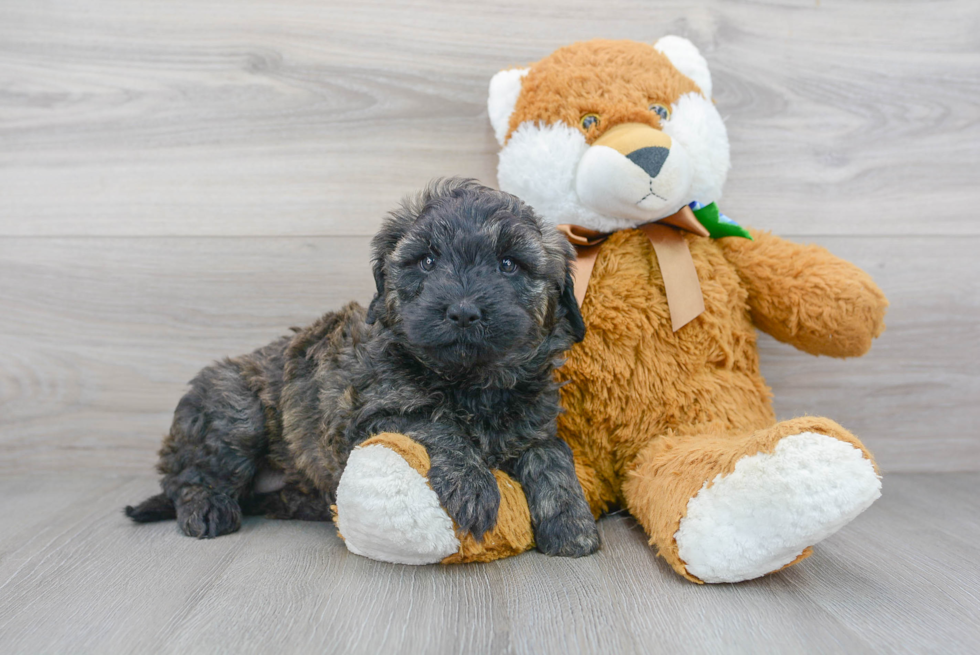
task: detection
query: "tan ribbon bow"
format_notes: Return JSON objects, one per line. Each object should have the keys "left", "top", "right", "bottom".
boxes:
{"left": 558, "top": 205, "right": 710, "bottom": 332}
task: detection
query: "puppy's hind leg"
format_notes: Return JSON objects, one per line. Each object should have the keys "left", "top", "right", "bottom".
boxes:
{"left": 136, "top": 359, "right": 269, "bottom": 538}
{"left": 125, "top": 492, "right": 176, "bottom": 522}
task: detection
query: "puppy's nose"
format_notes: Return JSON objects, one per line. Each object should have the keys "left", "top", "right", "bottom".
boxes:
{"left": 626, "top": 146, "right": 670, "bottom": 178}
{"left": 447, "top": 301, "right": 481, "bottom": 328}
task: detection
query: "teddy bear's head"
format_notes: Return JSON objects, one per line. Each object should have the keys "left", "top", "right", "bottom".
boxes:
{"left": 488, "top": 38, "right": 730, "bottom": 233}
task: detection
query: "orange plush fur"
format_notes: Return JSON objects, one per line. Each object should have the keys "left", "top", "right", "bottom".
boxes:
{"left": 342, "top": 39, "right": 888, "bottom": 581}
{"left": 506, "top": 40, "right": 701, "bottom": 144}
{"left": 555, "top": 227, "right": 885, "bottom": 581}
{"left": 487, "top": 40, "right": 888, "bottom": 581}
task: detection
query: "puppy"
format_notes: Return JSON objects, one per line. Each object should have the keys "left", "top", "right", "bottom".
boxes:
{"left": 126, "top": 178, "right": 600, "bottom": 557}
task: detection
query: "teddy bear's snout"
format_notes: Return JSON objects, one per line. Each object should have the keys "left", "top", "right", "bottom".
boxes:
{"left": 575, "top": 122, "right": 693, "bottom": 223}
{"left": 594, "top": 122, "right": 674, "bottom": 181}
{"left": 592, "top": 123, "right": 673, "bottom": 163}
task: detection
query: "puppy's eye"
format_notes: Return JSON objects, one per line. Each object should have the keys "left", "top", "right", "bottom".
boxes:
{"left": 499, "top": 257, "right": 518, "bottom": 274}
{"left": 649, "top": 103, "right": 671, "bottom": 121}
{"left": 419, "top": 255, "right": 436, "bottom": 272}
{"left": 580, "top": 113, "right": 600, "bottom": 131}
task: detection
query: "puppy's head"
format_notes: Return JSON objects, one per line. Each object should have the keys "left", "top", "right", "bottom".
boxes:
{"left": 368, "top": 178, "right": 584, "bottom": 379}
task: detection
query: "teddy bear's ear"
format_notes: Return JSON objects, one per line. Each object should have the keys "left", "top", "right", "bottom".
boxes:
{"left": 654, "top": 36, "right": 712, "bottom": 98}
{"left": 488, "top": 67, "right": 530, "bottom": 146}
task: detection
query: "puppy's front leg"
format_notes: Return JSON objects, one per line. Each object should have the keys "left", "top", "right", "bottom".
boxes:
{"left": 421, "top": 433, "right": 501, "bottom": 542}
{"left": 510, "top": 439, "right": 600, "bottom": 557}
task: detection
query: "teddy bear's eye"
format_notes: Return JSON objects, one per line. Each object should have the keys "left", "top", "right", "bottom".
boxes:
{"left": 649, "top": 103, "right": 671, "bottom": 121}
{"left": 580, "top": 114, "right": 600, "bottom": 131}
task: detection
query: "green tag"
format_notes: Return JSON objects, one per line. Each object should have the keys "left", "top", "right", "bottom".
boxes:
{"left": 691, "top": 202, "right": 753, "bottom": 240}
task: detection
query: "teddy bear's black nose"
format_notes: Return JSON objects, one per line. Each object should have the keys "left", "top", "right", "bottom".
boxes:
{"left": 627, "top": 146, "right": 670, "bottom": 178}
{"left": 447, "top": 300, "right": 482, "bottom": 328}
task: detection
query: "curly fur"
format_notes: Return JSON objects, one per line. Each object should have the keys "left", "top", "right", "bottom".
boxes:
{"left": 126, "top": 179, "right": 598, "bottom": 555}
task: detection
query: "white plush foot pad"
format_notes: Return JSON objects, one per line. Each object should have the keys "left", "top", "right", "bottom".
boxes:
{"left": 675, "top": 432, "right": 882, "bottom": 583}
{"left": 335, "top": 444, "right": 459, "bottom": 565}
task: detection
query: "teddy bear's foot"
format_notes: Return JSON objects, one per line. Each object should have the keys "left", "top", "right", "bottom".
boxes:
{"left": 624, "top": 417, "right": 881, "bottom": 583}
{"left": 334, "top": 433, "right": 535, "bottom": 565}
{"left": 335, "top": 434, "right": 460, "bottom": 564}
{"left": 674, "top": 430, "right": 881, "bottom": 583}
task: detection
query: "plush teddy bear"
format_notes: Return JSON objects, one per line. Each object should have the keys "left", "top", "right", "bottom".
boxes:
{"left": 333, "top": 37, "right": 889, "bottom": 584}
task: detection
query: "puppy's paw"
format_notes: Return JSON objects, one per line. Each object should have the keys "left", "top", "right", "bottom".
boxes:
{"left": 534, "top": 504, "right": 600, "bottom": 558}
{"left": 428, "top": 463, "right": 500, "bottom": 541}
{"left": 175, "top": 488, "right": 242, "bottom": 539}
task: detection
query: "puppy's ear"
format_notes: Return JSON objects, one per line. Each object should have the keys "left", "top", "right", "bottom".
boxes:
{"left": 560, "top": 268, "right": 586, "bottom": 343}
{"left": 365, "top": 259, "right": 386, "bottom": 325}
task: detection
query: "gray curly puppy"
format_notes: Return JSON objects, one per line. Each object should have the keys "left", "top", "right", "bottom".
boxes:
{"left": 126, "top": 178, "right": 600, "bottom": 557}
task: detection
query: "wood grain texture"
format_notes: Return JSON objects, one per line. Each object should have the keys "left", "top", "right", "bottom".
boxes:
{"left": 1, "top": 2, "right": 977, "bottom": 652}
{"left": 1, "top": 235, "right": 976, "bottom": 473}
{"left": 0, "top": 237, "right": 375, "bottom": 472}
{"left": 0, "top": 0, "right": 977, "bottom": 472}
{"left": 0, "top": 473, "right": 977, "bottom": 654}
{"left": 0, "top": 0, "right": 977, "bottom": 237}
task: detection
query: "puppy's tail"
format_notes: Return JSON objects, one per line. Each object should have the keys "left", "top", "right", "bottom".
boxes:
{"left": 125, "top": 493, "right": 176, "bottom": 522}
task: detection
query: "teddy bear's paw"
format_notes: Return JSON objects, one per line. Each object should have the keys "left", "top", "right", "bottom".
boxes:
{"left": 335, "top": 442, "right": 460, "bottom": 565}
{"left": 674, "top": 431, "right": 881, "bottom": 583}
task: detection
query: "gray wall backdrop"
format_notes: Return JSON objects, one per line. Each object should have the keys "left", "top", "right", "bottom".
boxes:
{"left": 1, "top": 0, "right": 977, "bottom": 474}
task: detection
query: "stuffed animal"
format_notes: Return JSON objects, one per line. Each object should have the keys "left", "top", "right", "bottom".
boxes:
{"left": 333, "top": 37, "right": 889, "bottom": 583}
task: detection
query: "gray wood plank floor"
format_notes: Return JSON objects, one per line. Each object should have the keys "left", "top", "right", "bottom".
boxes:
{"left": 0, "top": 473, "right": 977, "bottom": 654}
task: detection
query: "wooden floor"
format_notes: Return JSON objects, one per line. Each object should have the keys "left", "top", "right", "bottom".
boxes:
{"left": 0, "top": 473, "right": 976, "bottom": 654}
{"left": 2, "top": 0, "right": 979, "bottom": 653}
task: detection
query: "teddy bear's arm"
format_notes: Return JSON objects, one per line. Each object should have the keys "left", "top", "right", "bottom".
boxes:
{"left": 718, "top": 229, "right": 888, "bottom": 358}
